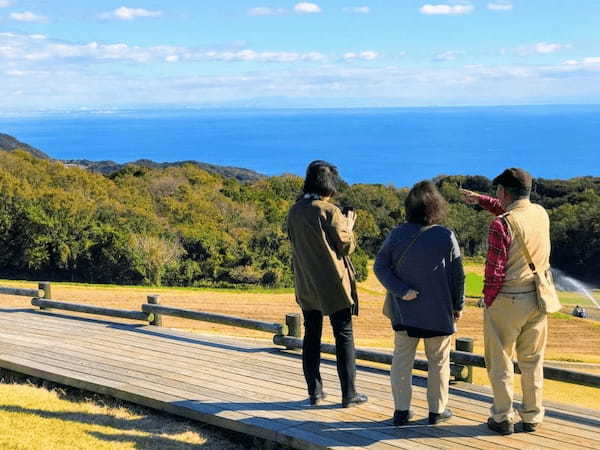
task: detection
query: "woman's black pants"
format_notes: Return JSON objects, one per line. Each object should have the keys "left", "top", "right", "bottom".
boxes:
{"left": 302, "top": 308, "right": 357, "bottom": 399}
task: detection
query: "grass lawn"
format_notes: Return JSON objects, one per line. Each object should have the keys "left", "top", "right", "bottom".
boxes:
{"left": 0, "top": 377, "right": 243, "bottom": 450}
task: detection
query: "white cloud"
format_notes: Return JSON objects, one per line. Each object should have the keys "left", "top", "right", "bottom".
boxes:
{"left": 294, "top": 2, "right": 322, "bottom": 14}
{"left": 203, "top": 50, "right": 326, "bottom": 63}
{"left": 343, "top": 6, "right": 370, "bottom": 14}
{"left": 434, "top": 50, "right": 464, "bottom": 62}
{"left": 0, "top": 1, "right": 12, "bottom": 8}
{"left": 420, "top": 4, "right": 474, "bottom": 15}
{"left": 100, "top": 6, "right": 163, "bottom": 21}
{"left": 343, "top": 51, "right": 379, "bottom": 61}
{"left": 5, "top": 69, "right": 49, "bottom": 77}
{"left": 10, "top": 11, "right": 48, "bottom": 22}
{"left": 563, "top": 57, "right": 600, "bottom": 67}
{"left": 487, "top": 3, "right": 513, "bottom": 11}
{"left": 534, "top": 42, "right": 569, "bottom": 54}
{"left": 516, "top": 42, "right": 571, "bottom": 56}
{"left": 5, "top": 30, "right": 600, "bottom": 111}
{"left": 248, "top": 6, "right": 286, "bottom": 16}
{"left": 4, "top": 60, "right": 600, "bottom": 111}
{"left": 0, "top": 32, "right": 327, "bottom": 65}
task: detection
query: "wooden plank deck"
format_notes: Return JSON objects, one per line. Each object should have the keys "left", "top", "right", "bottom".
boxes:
{"left": 0, "top": 307, "right": 598, "bottom": 449}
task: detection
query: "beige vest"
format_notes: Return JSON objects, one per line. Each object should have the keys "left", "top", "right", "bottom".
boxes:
{"left": 500, "top": 199, "right": 551, "bottom": 293}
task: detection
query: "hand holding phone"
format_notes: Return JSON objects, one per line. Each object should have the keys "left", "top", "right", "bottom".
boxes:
{"left": 342, "top": 206, "right": 357, "bottom": 229}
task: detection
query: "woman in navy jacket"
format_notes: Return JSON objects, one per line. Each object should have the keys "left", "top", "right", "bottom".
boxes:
{"left": 375, "top": 180, "right": 464, "bottom": 426}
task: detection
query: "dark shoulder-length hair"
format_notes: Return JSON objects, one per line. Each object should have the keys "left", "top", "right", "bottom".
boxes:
{"left": 405, "top": 180, "right": 448, "bottom": 225}
{"left": 302, "top": 160, "right": 340, "bottom": 197}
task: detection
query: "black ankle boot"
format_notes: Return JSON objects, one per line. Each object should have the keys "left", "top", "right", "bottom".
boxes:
{"left": 393, "top": 410, "right": 413, "bottom": 426}
{"left": 309, "top": 391, "right": 327, "bottom": 406}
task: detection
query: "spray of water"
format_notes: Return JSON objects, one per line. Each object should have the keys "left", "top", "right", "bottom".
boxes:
{"left": 552, "top": 268, "right": 600, "bottom": 309}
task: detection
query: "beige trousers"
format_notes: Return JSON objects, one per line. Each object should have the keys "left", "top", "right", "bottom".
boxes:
{"left": 484, "top": 292, "right": 547, "bottom": 424}
{"left": 391, "top": 331, "right": 452, "bottom": 413}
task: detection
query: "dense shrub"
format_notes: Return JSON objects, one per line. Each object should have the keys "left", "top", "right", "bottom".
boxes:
{"left": 1, "top": 150, "right": 599, "bottom": 286}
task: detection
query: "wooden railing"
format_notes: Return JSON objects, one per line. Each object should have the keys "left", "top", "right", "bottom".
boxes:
{"left": 31, "top": 298, "right": 151, "bottom": 321}
{"left": 0, "top": 282, "right": 48, "bottom": 298}
{"left": 141, "top": 303, "right": 285, "bottom": 334}
{"left": 2, "top": 282, "right": 599, "bottom": 388}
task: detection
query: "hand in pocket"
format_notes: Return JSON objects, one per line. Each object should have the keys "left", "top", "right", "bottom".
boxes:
{"left": 402, "top": 289, "right": 419, "bottom": 301}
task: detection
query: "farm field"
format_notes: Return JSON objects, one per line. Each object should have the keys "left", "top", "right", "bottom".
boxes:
{"left": 1, "top": 260, "right": 599, "bottom": 410}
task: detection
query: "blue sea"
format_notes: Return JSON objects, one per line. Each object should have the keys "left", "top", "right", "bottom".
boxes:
{"left": 1, "top": 105, "right": 600, "bottom": 187}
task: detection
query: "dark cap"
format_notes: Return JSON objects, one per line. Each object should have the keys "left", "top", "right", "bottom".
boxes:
{"left": 493, "top": 168, "right": 532, "bottom": 197}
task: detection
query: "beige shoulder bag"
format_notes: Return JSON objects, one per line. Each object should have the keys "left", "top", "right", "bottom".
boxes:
{"left": 507, "top": 215, "right": 562, "bottom": 314}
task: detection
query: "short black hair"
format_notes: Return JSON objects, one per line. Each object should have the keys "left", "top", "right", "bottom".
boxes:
{"left": 302, "top": 160, "right": 340, "bottom": 197}
{"left": 405, "top": 180, "right": 448, "bottom": 225}
{"left": 493, "top": 168, "right": 532, "bottom": 199}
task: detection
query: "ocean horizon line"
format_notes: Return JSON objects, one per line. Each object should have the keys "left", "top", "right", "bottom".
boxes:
{"left": 2, "top": 102, "right": 600, "bottom": 119}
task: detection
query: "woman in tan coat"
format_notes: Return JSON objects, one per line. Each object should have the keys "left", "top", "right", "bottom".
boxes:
{"left": 286, "top": 160, "right": 367, "bottom": 408}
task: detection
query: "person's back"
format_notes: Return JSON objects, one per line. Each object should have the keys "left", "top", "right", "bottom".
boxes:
{"left": 502, "top": 200, "right": 551, "bottom": 293}
{"left": 461, "top": 168, "right": 551, "bottom": 436}
{"left": 287, "top": 197, "right": 355, "bottom": 315}
{"left": 286, "top": 160, "right": 367, "bottom": 408}
{"left": 375, "top": 180, "right": 464, "bottom": 427}
{"left": 379, "top": 223, "right": 462, "bottom": 335}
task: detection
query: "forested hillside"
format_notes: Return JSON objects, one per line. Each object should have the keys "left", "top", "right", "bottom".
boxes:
{"left": 1, "top": 149, "right": 599, "bottom": 287}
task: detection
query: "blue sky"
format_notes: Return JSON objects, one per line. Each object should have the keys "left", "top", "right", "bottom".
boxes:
{"left": 1, "top": 1, "right": 600, "bottom": 111}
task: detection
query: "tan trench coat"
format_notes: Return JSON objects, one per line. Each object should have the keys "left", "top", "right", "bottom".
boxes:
{"left": 287, "top": 198, "right": 358, "bottom": 315}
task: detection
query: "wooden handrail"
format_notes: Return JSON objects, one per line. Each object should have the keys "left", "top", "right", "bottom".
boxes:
{"left": 142, "top": 303, "right": 285, "bottom": 334}
{"left": 31, "top": 298, "right": 151, "bottom": 322}
{"left": 0, "top": 286, "right": 42, "bottom": 297}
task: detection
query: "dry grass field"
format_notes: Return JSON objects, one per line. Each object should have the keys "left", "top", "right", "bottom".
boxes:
{"left": 0, "top": 378, "right": 245, "bottom": 450}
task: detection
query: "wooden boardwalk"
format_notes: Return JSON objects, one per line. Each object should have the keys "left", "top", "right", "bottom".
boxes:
{"left": 0, "top": 307, "right": 598, "bottom": 449}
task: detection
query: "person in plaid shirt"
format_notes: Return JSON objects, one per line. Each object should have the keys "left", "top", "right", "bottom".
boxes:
{"left": 461, "top": 168, "right": 551, "bottom": 436}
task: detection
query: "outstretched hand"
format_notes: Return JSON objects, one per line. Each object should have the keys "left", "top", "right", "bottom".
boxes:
{"left": 459, "top": 188, "right": 481, "bottom": 205}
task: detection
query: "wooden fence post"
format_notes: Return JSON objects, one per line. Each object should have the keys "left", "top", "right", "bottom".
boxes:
{"left": 147, "top": 295, "right": 162, "bottom": 326}
{"left": 38, "top": 282, "right": 51, "bottom": 310}
{"left": 455, "top": 337, "right": 474, "bottom": 383}
{"left": 285, "top": 313, "right": 301, "bottom": 350}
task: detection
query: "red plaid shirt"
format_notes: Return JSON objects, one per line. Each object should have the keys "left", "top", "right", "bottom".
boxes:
{"left": 478, "top": 195, "right": 511, "bottom": 307}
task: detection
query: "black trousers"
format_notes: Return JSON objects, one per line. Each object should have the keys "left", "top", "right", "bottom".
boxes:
{"left": 302, "top": 308, "right": 357, "bottom": 399}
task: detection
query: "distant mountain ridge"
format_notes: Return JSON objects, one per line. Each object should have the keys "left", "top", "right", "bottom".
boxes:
{"left": 0, "top": 133, "right": 265, "bottom": 183}
{"left": 0, "top": 133, "right": 50, "bottom": 159}
{"left": 64, "top": 159, "right": 266, "bottom": 182}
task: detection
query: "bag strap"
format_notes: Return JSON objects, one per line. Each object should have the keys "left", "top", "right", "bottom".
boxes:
{"left": 505, "top": 213, "right": 538, "bottom": 274}
{"left": 394, "top": 225, "right": 433, "bottom": 270}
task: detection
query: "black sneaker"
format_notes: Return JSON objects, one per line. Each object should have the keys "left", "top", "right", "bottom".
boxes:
{"left": 487, "top": 417, "right": 514, "bottom": 435}
{"left": 341, "top": 393, "right": 368, "bottom": 408}
{"left": 309, "top": 392, "right": 327, "bottom": 406}
{"left": 393, "top": 410, "right": 413, "bottom": 426}
{"left": 429, "top": 409, "right": 453, "bottom": 425}
{"left": 522, "top": 422, "right": 540, "bottom": 432}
